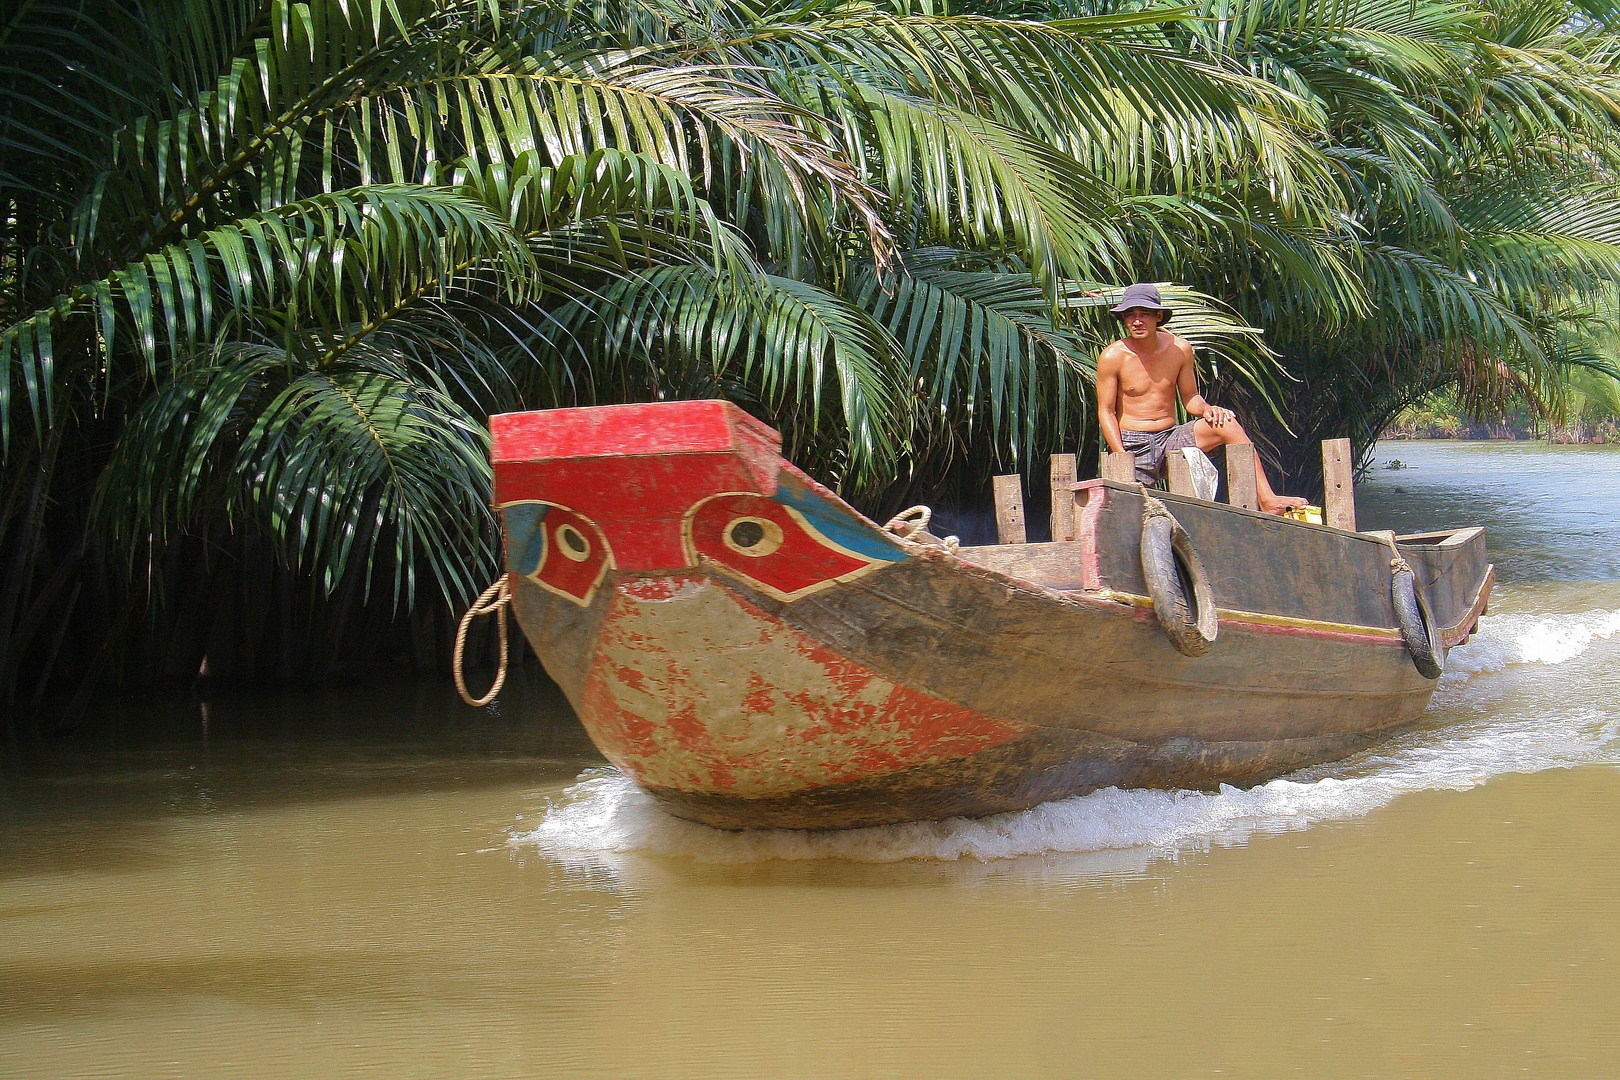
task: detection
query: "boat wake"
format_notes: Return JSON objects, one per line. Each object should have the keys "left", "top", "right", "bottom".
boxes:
{"left": 1442, "top": 604, "right": 1620, "bottom": 673}
{"left": 511, "top": 604, "right": 1620, "bottom": 866}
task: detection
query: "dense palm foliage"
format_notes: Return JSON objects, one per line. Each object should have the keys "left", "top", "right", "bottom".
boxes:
{"left": 0, "top": 0, "right": 1300, "bottom": 710}
{"left": 1133, "top": 0, "right": 1620, "bottom": 479}
{"left": 5, "top": 0, "right": 1620, "bottom": 716}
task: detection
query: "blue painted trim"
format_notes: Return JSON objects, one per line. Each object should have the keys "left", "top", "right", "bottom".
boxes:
{"left": 773, "top": 472, "right": 903, "bottom": 562}
{"left": 503, "top": 503, "right": 549, "bottom": 575}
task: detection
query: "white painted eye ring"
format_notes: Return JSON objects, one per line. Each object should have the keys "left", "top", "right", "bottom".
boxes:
{"left": 722, "top": 516, "right": 783, "bottom": 558}
{"left": 555, "top": 523, "right": 592, "bottom": 562}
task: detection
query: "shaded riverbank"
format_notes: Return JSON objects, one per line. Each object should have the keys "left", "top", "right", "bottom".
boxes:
{"left": 1381, "top": 426, "right": 1617, "bottom": 444}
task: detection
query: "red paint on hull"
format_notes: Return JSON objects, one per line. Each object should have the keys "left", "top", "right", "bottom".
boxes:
{"left": 579, "top": 574, "right": 1029, "bottom": 798}
{"left": 493, "top": 402, "right": 784, "bottom": 572}
{"left": 687, "top": 492, "right": 885, "bottom": 599}
{"left": 1075, "top": 482, "right": 1108, "bottom": 589}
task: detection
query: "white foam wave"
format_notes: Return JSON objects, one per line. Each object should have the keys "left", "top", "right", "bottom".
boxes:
{"left": 1444, "top": 607, "right": 1620, "bottom": 675}
{"left": 513, "top": 706, "right": 1618, "bottom": 866}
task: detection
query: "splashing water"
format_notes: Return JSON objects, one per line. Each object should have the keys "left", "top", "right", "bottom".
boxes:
{"left": 1443, "top": 606, "right": 1620, "bottom": 674}
{"left": 512, "top": 605, "right": 1620, "bottom": 865}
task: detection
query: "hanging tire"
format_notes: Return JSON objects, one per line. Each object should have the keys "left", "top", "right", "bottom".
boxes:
{"left": 1140, "top": 497, "right": 1218, "bottom": 656}
{"left": 1391, "top": 564, "right": 1444, "bottom": 679}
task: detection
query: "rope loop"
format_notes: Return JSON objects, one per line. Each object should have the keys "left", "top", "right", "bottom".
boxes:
{"left": 454, "top": 576, "right": 512, "bottom": 707}
{"left": 884, "top": 505, "right": 932, "bottom": 538}
{"left": 1379, "top": 532, "right": 1413, "bottom": 577}
{"left": 883, "top": 505, "right": 960, "bottom": 554}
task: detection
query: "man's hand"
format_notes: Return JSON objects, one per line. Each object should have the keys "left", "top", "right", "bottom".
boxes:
{"left": 1202, "top": 405, "right": 1235, "bottom": 427}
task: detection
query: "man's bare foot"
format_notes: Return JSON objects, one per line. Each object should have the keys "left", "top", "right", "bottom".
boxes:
{"left": 1259, "top": 495, "right": 1309, "bottom": 515}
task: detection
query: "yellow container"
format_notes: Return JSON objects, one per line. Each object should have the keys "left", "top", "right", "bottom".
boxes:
{"left": 1283, "top": 505, "right": 1323, "bottom": 525}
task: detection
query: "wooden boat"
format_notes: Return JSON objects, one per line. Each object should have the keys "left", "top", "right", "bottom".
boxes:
{"left": 491, "top": 400, "right": 1493, "bottom": 831}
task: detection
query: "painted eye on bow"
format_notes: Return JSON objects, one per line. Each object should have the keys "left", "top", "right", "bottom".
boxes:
{"left": 555, "top": 523, "right": 593, "bottom": 562}
{"left": 500, "top": 502, "right": 612, "bottom": 605}
{"left": 722, "top": 516, "right": 783, "bottom": 558}
{"left": 686, "top": 493, "right": 886, "bottom": 600}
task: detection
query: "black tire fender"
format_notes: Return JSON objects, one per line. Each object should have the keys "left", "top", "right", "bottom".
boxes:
{"left": 1390, "top": 561, "right": 1444, "bottom": 679}
{"left": 1140, "top": 497, "right": 1218, "bottom": 657}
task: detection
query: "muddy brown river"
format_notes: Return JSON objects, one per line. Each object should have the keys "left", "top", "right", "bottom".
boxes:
{"left": 4, "top": 440, "right": 1620, "bottom": 1077}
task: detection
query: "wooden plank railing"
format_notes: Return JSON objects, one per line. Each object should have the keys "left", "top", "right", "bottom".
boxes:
{"left": 1050, "top": 454, "right": 1076, "bottom": 542}
{"left": 1225, "top": 443, "right": 1258, "bottom": 511}
{"left": 992, "top": 475, "right": 1026, "bottom": 544}
{"left": 985, "top": 439, "right": 1358, "bottom": 548}
{"left": 1101, "top": 451, "right": 1135, "bottom": 484}
{"left": 1027, "top": 438, "right": 1359, "bottom": 545}
{"left": 1321, "top": 437, "right": 1355, "bottom": 530}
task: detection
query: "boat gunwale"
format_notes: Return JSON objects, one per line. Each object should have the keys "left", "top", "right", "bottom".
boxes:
{"left": 1394, "top": 525, "right": 1484, "bottom": 548}
{"left": 954, "top": 482, "right": 1492, "bottom": 646}
{"left": 1085, "top": 560, "right": 1491, "bottom": 648}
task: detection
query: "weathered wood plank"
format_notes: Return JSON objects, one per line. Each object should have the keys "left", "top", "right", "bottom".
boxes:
{"left": 1166, "top": 451, "right": 1195, "bottom": 496}
{"left": 1101, "top": 450, "right": 1136, "bottom": 484}
{"left": 1049, "top": 454, "right": 1076, "bottom": 542}
{"left": 992, "top": 474, "right": 1027, "bottom": 545}
{"left": 1225, "top": 442, "right": 1258, "bottom": 510}
{"left": 1322, "top": 437, "right": 1356, "bottom": 531}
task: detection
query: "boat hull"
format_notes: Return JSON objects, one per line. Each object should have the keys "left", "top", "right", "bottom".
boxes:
{"left": 493, "top": 402, "right": 1492, "bottom": 830}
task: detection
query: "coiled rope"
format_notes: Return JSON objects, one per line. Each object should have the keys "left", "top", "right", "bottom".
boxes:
{"left": 454, "top": 576, "right": 512, "bottom": 707}
{"left": 883, "top": 505, "right": 960, "bottom": 553}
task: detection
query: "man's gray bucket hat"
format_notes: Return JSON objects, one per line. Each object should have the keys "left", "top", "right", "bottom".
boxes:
{"left": 1109, "top": 283, "right": 1173, "bottom": 322}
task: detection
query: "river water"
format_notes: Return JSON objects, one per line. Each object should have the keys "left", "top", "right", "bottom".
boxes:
{"left": 4, "top": 441, "right": 1620, "bottom": 1078}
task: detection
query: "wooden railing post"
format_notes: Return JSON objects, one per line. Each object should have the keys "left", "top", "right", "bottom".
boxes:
{"left": 1322, "top": 437, "right": 1356, "bottom": 531}
{"left": 1225, "top": 443, "right": 1258, "bottom": 510}
{"left": 1101, "top": 451, "right": 1136, "bottom": 484}
{"left": 1049, "top": 454, "right": 1076, "bottom": 542}
{"left": 1165, "top": 451, "right": 1195, "bottom": 496}
{"left": 992, "top": 474, "right": 1027, "bottom": 545}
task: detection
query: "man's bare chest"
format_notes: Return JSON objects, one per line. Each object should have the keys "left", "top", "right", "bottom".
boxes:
{"left": 1117, "top": 351, "right": 1182, "bottom": 396}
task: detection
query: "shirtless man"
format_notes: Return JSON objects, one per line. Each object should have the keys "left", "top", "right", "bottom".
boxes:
{"left": 1095, "top": 283, "right": 1306, "bottom": 514}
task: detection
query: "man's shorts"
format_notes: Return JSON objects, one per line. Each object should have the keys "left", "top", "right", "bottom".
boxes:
{"left": 1119, "top": 422, "right": 1199, "bottom": 485}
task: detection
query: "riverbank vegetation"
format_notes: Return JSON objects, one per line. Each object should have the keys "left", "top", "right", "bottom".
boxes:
{"left": 1381, "top": 389, "right": 1537, "bottom": 440}
{"left": 6, "top": 0, "right": 1620, "bottom": 718}
{"left": 1386, "top": 377, "right": 1620, "bottom": 443}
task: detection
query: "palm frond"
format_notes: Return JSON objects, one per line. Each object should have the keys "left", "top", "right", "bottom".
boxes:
{"left": 846, "top": 87, "right": 1128, "bottom": 291}
{"left": 538, "top": 265, "right": 908, "bottom": 483}
{"left": 238, "top": 363, "right": 495, "bottom": 606}
{"left": 1, "top": 185, "right": 531, "bottom": 445}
